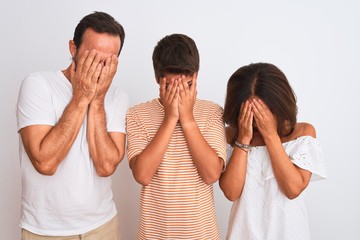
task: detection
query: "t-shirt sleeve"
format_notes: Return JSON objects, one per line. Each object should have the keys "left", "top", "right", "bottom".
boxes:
{"left": 16, "top": 73, "right": 56, "bottom": 131}
{"left": 288, "top": 136, "right": 327, "bottom": 181}
{"left": 106, "top": 87, "right": 129, "bottom": 133}
{"left": 203, "top": 104, "right": 227, "bottom": 166}
{"left": 126, "top": 108, "right": 148, "bottom": 163}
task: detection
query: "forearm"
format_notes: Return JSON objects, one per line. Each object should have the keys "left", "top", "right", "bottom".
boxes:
{"left": 265, "top": 135, "right": 308, "bottom": 199}
{"left": 130, "top": 116, "right": 177, "bottom": 186}
{"left": 87, "top": 101, "right": 123, "bottom": 176}
{"left": 22, "top": 99, "right": 88, "bottom": 175}
{"left": 181, "top": 119, "right": 224, "bottom": 184}
{"left": 219, "top": 146, "right": 247, "bottom": 201}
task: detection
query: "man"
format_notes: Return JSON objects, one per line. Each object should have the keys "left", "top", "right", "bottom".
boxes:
{"left": 16, "top": 12, "right": 128, "bottom": 239}
{"left": 126, "top": 33, "right": 226, "bottom": 239}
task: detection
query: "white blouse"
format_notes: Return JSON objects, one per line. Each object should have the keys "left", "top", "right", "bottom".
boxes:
{"left": 225, "top": 136, "right": 327, "bottom": 240}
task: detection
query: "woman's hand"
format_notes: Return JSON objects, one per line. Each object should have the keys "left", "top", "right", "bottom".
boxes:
{"left": 237, "top": 100, "right": 253, "bottom": 144}
{"left": 251, "top": 98, "right": 278, "bottom": 139}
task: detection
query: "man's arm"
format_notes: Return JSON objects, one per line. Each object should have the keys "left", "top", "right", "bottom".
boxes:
{"left": 87, "top": 55, "right": 126, "bottom": 176}
{"left": 87, "top": 103, "right": 126, "bottom": 177}
{"left": 20, "top": 100, "right": 88, "bottom": 175}
{"left": 20, "top": 50, "right": 102, "bottom": 175}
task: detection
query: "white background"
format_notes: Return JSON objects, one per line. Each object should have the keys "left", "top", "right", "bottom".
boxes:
{"left": 1, "top": 0, "right": 359, "bottom": 239}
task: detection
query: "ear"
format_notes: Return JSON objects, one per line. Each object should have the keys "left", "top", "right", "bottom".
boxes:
{"left": 69, "top": 40, "right": 77, "bottom": 58}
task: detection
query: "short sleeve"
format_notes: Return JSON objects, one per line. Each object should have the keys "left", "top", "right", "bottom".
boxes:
{"left": 105, "top": 86, "right": 129, "bottom": 133}
{"left": 287, "top": 136, "right": 327, "bottom": 181}
{"left": 202, "top": 104, "right": 227, "bottom": 166}
{"left": 16, "top": 73, "right": 56, "bottom": 131}
{"left": 126, "top": 107, "right": 148, "bottom": 162}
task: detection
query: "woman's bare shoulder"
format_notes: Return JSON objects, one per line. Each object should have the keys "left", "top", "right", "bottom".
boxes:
{"left": 292, "top": 122, "right": 316, "bottom": 139}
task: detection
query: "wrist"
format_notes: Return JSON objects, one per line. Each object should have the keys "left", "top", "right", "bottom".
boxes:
{"left": 180, "top": 117, "right": 196, "bottom": 130}
{"left": 263, "top": 133, "right": 281, "bottom": 145}
{"left": 234, "top": 140, "right": 250, "bottom": 153}
{"left": 236, "top": 137, "right": 251, "bottom": 145}
{"left": 163, "top": 115, "right": 179, "bottom": 125}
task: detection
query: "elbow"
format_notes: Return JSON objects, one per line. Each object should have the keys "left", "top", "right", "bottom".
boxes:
{"left": 95, "top": 155, "right": 123, "bottom": 177}
{"left": 96, "top": 168, "right": 115, "bottom": 177}
{"left": 283, "top": 185, "right": 305, "bottom": 200}
{"left": 202, "top": 161, "right": 223, "bottom": 185}
{"left": 226, "top": 194, "right": 240, "bottom": 202}
{"left": 132, "top": 171, "right": 152, "bottom": 186}
{"left": 221, "top": 188, "right": 240, "bottom": 201}
{"left": 219, "top": 182, "right": 241, "bottom": 202}
{"left": 27, "top": 151, "right": 61, "bottom": 176}
{"left": 129, "top": 157, "right": 153, "bottom": 186}
{"left": 203, "top": 173, "right": 221, "bottom": 185}
{"left": 96, "top": 163, "right": 118, "bottom": 177}
{"left": 285, "top": 191, "right": 301, "bottom": 200}
{"left": 33, "top": 161, "right": 58, "bottom": 176}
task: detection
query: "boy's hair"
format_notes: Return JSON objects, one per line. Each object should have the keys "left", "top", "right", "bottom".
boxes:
{"left": 223, "top": 63, "right": 298, "bottom": 145}
{"left": 73, "top": 11, "right": 125, "bottom": 55}
{"left": 152, "top": 33, "right": 199, "bottom": 83}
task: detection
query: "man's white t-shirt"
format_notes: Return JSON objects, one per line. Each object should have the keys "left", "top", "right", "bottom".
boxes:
{"left": 16, "top": 70, "right": 129, "bottom": 236}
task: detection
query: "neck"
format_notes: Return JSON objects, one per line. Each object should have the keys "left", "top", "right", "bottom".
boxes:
{"left": 61, "top": 65, "right": 72, "bottom": 82}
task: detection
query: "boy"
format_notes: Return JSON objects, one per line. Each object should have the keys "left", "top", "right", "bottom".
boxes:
{"left": 126, "top": 33, "right": 226, "bottom": 239}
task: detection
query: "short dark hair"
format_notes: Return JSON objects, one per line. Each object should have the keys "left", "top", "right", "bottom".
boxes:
{"left": 73, "top": 11, "right": 125, "bottom": 55}
{"left": 152, "top": 33, "right": 200, "bottom": 83}
{"left": 223, "top": 63, "right": 297, "bottom": 144}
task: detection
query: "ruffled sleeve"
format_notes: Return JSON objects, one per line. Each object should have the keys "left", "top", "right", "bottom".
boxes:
{"left": 286, "top": 136, "right": 327, "bottom": 181}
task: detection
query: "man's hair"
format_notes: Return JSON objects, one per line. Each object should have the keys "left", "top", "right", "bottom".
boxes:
{"left": 223, "top": 63, "right": 298, "bottom": 145}
{"left": 73, "top": 11, "right": 125, "bottom": 55}
{"left": 152, "top": 33, "right": 199, "bottom": 82}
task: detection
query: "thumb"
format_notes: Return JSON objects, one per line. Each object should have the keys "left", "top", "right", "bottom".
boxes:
{"left": 70, "top": 60, "right": 76, "bottom": 80}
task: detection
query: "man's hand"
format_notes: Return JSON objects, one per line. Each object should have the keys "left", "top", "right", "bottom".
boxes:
{"left": 93, "top": 54, "right": 118, "bottom": 102}
{"left": 70, "top": 49, "right": 103, "bottom": 105}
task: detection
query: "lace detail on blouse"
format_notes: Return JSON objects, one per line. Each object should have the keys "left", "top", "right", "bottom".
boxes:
{"left": 226, "top": 136, "right": 327, "bottom": 185}
{"left": 225, "top": 136, "right": 327, "bottom": 240}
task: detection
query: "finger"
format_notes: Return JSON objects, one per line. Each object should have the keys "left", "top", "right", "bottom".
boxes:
{"left": 253, "top": 98, "right": 269, "bottom": 113}
{"left": 98, "top": 57, "right": 111, "bottom": 84}
{"left": 251, "top": 100, "right": 262, "bottom": 123}
{"left": 160, "top": 77, "right": 167, "bottom": 98}
{"left": 178, "top": 77, "right": 186, "bottom": 98}
{"left": 75, "top": 50, "right": 90, "bottom": 75}
{"left": 190, "top": 73, "right": 197, "bottom": 92}
{"left": 244, "top": 101, "right": 253, "bottom": 125}
{"left": 168, "top": 79, "right": 178, "bottom": 101}
{"left": 69, "top": 60, "right": 76, "bottom": 80}
{"left": 239, "top": 101, "right": 248, "bottom": 120}
{"left": 93, "top": 62, "right": 104, "bottom": 84}
{"left": 82, "top": 49, "right": 97, "bottom": 76}
{"left": 108, "top": 55, "right": 118, "bottom": 78}
{"left": 87, "top": 52, "right": 102, "bottom": 80}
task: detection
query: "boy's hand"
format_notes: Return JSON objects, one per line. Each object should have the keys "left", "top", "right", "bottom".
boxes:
{"left": 160, "top": 77, "right": 179, "bottom": 121}
{"left": 178, "top": 74, "right": 197, "bottom": 123}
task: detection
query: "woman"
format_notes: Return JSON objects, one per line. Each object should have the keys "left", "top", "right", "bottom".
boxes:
{"left": 219, "top": 63, "right": 326, "bottom": 240}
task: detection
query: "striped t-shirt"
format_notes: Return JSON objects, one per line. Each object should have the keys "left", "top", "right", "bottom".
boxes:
{"left": 126, "top": 98, "right": 226, "bottom": 240}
